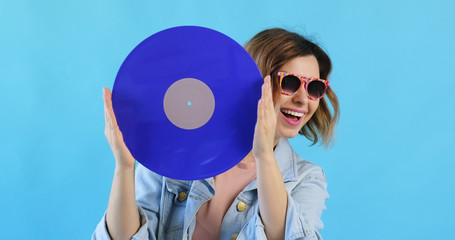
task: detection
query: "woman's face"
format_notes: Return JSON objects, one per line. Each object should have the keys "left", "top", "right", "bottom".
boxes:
{"left": 274, "top": 55, "right": 321, "bottom": 140}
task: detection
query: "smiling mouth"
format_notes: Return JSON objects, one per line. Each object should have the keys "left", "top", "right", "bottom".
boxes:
{"left": 280, "top": 109, "right": 304, "bottom": 121}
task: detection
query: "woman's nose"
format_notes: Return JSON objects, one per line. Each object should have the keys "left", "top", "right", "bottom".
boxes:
{"left": 292, "top": 88, "right": 309, "bottom": 105}
{"left": 291, "top": 84, "right": 308, "bottom": 104}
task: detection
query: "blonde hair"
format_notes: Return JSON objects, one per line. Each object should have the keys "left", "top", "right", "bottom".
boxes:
{"left": 244, "top": 28, "right": 340, "bottom": 147}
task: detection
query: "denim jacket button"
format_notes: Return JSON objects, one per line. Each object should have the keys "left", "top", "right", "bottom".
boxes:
{"left": 237, "top": 201, "right": 247, "bottom": 212}
{"left": 231, "top": 233, "right": 239, "bottom": 240}
{"left": 178, "top": 191, "right": 188, "bottom": 202}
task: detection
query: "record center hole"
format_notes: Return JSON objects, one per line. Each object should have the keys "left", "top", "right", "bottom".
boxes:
{"left": 187, "top": 101, "right": 192, "bottom": 106}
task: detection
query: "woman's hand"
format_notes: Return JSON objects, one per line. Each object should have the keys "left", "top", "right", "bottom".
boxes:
{"left": 253, "top": 76, "right": 287, "bottom": 239}
{"left": 103, "top": 87, "right": 136, "bottom": 169}
{"left": 252, "top": 76, "right": 278, "bottom": 162}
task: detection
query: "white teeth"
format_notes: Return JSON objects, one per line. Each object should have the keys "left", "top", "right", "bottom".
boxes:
{"left": 281, "top": 109, "right": 304, "bottom": 117}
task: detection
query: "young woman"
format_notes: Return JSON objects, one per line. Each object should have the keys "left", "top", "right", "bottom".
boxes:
{"left": 93, "top": 28, "right": 339, "bottom": 240}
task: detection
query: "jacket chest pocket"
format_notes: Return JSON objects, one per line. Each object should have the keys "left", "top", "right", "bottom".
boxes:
{"left": 161, "top": 180, "right": 190, "bottom": 237}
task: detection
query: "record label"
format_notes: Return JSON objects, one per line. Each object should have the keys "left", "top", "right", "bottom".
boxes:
{"left": 163, "top": 78, "right": 215, "bottom": 130}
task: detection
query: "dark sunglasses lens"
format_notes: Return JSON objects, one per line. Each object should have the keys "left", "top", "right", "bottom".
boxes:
{"left": 307, "top": 81, "right": 326, "bottom": 99}
{"left": 281, "top": 75, "right": 301, "bottom": 94}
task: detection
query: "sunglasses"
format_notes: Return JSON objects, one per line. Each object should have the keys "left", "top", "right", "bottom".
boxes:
{"left": 277, "top": 72, "right": 330, "bottom": 100}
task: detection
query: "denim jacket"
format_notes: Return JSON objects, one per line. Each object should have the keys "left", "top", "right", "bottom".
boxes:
{"left": 92, "top": 138, "right": 329, "bottom": 240}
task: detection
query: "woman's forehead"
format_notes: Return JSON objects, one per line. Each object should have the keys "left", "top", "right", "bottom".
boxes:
{"left": 280, "top": 56, "right": 320, "bottom": 79}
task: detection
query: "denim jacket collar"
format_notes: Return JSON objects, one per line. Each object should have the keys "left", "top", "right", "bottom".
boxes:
{"left": 243, "top": 138, "right": 298, "bottom": 192}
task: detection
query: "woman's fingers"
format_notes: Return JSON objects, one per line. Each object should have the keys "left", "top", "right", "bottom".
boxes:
{"left": 264, "top": 76, "right": 271, "bottom": 121}
{"left": 262, "top": 82, "right": 268, "bottom": 121}
{"left": 261, "top": 75, "right": 275, "bottom": 125}
{"left": 256, "top": 75, "right": 275, "bottom": 132}
{"left": 265, "top": 76, "right": 275, "bottom": 111}
{"left": 253, "top": 76, "right": 276, "bottom": 160}
{"left": 264, "top": 75, "right": 271, "bottom": 104}
{"left": 103, "top": 88, "right": 118, "bottom": 129}
{"left": 103, "top": 89, "right": 113, "bottom": 130}
{"left": 103, "top": 90, "right": 112, "bottom": 130}
{"left": 102, "top": 88, "right": 136, "bottom": 168}
{"left": 257, "top": 98, "right": 263, "bottom": 121}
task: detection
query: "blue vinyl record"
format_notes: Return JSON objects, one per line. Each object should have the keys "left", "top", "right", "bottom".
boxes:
{"left": 112, "top": 26, "right": 262, "bottom": 180}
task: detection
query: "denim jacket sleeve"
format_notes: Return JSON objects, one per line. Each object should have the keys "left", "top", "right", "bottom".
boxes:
{"left": 254, "top": 164, "right": 329, "bottom": 240}
{"left": 92, "top": 165, "right": 162, "bottom": 240}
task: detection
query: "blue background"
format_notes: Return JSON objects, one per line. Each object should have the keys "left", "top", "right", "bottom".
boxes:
{"left": 1, "top": 0, "right": 454, "bottom": 239}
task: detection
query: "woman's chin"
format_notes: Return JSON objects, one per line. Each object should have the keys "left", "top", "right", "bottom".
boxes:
{"left": 275, "top": 128, "right": 300, "bottom": 140}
